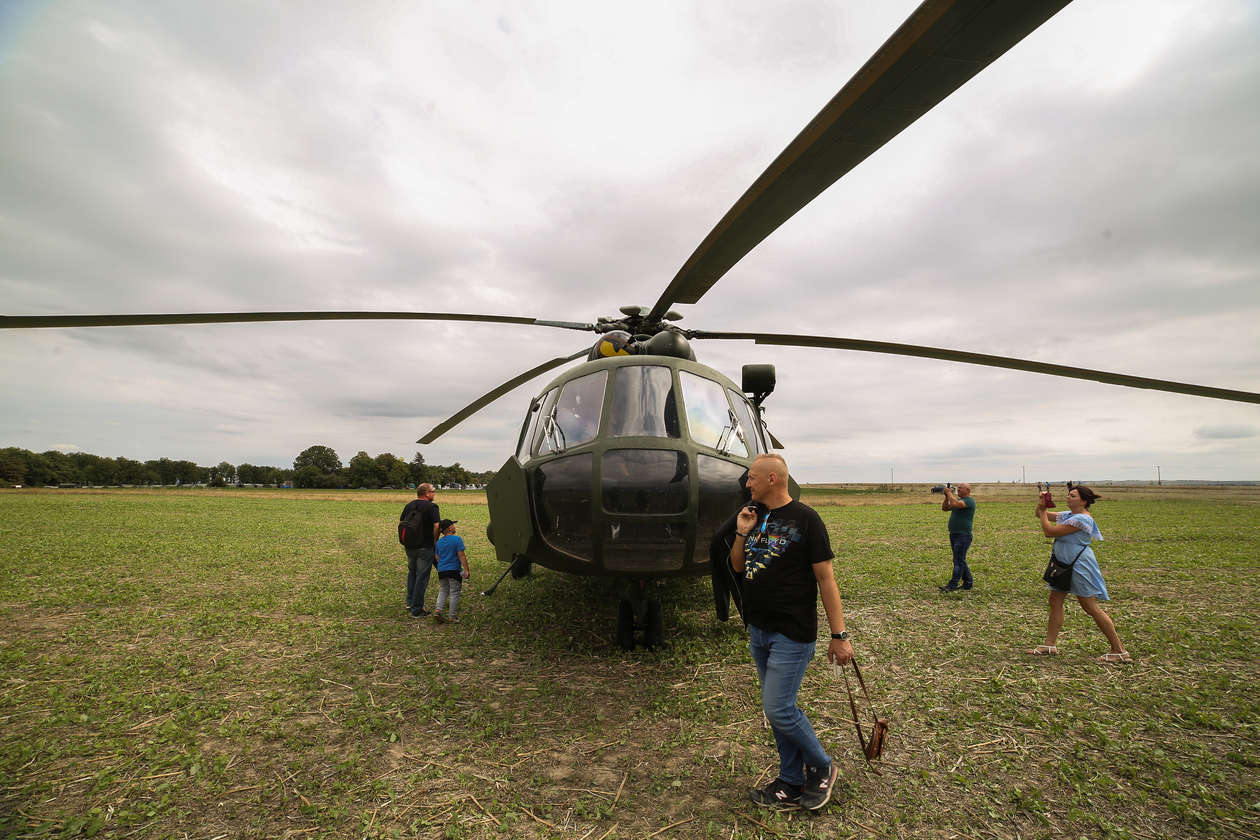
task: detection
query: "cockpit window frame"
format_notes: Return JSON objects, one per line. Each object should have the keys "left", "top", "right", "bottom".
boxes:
{"left": 679, "top": 370, "right": 748, "bottom": 457}
{"left": 535, "top": 369, "right": 607, "bottom": 457}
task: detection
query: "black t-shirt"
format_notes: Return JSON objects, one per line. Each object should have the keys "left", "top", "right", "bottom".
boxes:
{"left": 740, "top": 499, "right": 834, "bottom": 643}
{"left": 400, "top": 499, "right": 440, "bottom": 549}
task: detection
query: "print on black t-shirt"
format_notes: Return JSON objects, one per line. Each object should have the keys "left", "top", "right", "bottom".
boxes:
{"left": 740, "top": 500, "right": 834, "bottom": 643}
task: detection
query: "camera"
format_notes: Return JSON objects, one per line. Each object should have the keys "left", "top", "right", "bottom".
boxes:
{"left": 1037, "top": 481, "right": 1054, "bottom": 507}
{"left": 930, "top": 483, "right": 954, "bottom": 494}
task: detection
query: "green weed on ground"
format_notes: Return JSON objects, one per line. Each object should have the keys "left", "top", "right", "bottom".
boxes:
{"left": 0, "top": 488, "right": 1257, "bottom": 839}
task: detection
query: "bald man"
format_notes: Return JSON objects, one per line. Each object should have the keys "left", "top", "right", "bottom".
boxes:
{"left": 939, "top": 483, "right": 976, "bottom": 591}
{"left": 731, "top": 453, "right": 851, "bottom": 811}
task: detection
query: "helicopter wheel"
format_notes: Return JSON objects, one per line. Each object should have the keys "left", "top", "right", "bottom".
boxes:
{"left": 645, "top": 599, "right": 665, "bottom": 650}
{"left": 616, "top": 599, "right": 635, "bottom": 651}
{"left": 510, "top": 555, "right": 532, "bottom": 579}
{"left": 711, "top": 565, "right": 731, "bottom": 623}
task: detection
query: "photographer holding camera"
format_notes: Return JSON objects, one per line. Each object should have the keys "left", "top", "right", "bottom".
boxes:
{"left": 1026, "top": 484, "right": 1130, "bottom": 663}
{"left": 938, "top": 483, "right": 976, "bottom": 592}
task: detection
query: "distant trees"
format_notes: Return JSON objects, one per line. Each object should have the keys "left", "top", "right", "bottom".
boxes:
{"left": 346, "top": 451, "right": 379, "bottom": 489}
{"left": 294, "top": 446, "right": 492, "bottom": 489}
{"left": 208, "top": 462, "right": 236, "bottom": 487}
{"left": 293, "top": 445, "right": 344, "bottom": 489}
{"left": 376, "top": 453, "right": 410, "bottom": 488}
{"left": 236, "top": 463, "right": 289, "bottom": 486}
{"left": 0, "top": 444, "right": 493, "bottom": 489}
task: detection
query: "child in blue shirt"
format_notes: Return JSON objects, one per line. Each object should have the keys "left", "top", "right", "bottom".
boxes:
{"left": 434, "top": 519, "right": 470, "bottom": 622}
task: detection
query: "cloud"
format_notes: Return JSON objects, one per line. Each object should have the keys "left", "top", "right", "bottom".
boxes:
{"left": 1, "top": 0, "right": 1257, "bottom": 480}
{"left": 1195, "top": 425, "right": 1257, "bottom": 440}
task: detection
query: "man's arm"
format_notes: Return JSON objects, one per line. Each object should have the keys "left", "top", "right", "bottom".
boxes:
{"left": 729, "top": 505, "right": 757, "bottom": 573}
{"left": 729, "top": 535, "right": 747, "bottom": 573}
{"left": 814, "top": 562, "right": 853, "bottom": 665}
{"left": 942, "top": 488, "right": 965, "bottom": 510}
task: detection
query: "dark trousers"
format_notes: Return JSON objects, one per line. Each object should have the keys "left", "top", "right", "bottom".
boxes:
{"left": 948, "top": 532, "right": 973, "bottom": 588}
{"left": 406, "top": 547, "right": 435, "bottom": 610}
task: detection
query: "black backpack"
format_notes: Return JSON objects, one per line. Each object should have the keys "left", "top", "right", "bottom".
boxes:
{"left": 398, "top": 504, "right": 426, "bottom": 548}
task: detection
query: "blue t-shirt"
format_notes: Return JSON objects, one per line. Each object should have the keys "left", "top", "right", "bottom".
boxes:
{"left": 435, "top": 534, "right": 466, "bottom": 572}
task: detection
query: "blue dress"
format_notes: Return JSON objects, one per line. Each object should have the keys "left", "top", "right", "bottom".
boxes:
{"left": 1049, "top": 511, "right": 1108, "bottom": 599}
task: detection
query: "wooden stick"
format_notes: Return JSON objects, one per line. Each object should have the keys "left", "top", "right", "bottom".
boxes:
{"left": 468, "top": 794, "right": 500, "bottom": 827}
{"left": 646, "top": 816, "right": 695, "bottom": 838}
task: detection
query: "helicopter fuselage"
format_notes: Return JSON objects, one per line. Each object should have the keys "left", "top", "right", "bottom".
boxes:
{"left": 486, "top": 354, "right": 792, "bottom": 579}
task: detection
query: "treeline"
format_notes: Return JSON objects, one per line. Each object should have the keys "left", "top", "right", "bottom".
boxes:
{"left": 0, "top": 445, "right": 495, "bottom": 490}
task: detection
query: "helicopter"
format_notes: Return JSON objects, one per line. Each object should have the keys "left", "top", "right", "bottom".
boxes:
{"left": 4, "top": 0, "right": 1258, "bottom": 648}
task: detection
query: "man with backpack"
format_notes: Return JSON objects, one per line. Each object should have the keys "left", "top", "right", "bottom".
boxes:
{"left": 399, "top": 483, "right": 440, "bottom": 616}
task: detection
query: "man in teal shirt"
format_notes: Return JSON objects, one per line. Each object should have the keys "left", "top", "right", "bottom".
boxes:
{"left": 939, "top": 483, "right": 976, "bottom": 591}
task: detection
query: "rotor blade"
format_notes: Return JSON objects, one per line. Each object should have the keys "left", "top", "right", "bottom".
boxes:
{"left": 647, "top": 0, "right": 1073, "bottom": 321}
{"left": 691, "top": 331, "right": 1260, "bottom": 405}
{"left": 418, "top": 348, "right": 590, "bottom": 445}
{"left": 0, "top": 312, "right": 596, "bottom": 331}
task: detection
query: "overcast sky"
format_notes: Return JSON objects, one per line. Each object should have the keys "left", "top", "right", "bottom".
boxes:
{"left": 2, "top": 0, "right": 1257, "bottom": 483}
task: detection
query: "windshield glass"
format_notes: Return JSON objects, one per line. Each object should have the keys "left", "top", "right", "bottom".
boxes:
{"left": 609, "top": 365, "right": 680, "bottom": 438}
{"left": 680, "top": 371, "right": 746, "bottom": 457}
{"left": 537, "top": 370, "right": 606, "bottom": 455}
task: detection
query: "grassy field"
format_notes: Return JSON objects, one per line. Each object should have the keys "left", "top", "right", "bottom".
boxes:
{"left": 1, "top": 485, "right": 1257, "bottom": 839}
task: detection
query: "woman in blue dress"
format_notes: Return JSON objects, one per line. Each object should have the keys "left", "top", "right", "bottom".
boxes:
{"left": 1026, "top": 485, "right": 1130, "bottom": 663}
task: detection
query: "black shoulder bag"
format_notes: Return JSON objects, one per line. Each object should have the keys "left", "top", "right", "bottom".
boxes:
{"left": 1042, "top": 542, "right": 1089, "bottom": 588}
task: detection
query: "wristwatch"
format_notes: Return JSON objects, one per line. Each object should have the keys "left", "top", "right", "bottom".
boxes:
{"left": 830, "top": 630, "right": 850, "bottom": 641}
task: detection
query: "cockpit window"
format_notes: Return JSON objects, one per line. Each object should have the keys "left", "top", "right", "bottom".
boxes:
{"left": 728, "top": 389, "right": 764, "bottom": 455}
{"left": 527, "top": 388, "right": 559, "bottom": 458}
{"left": 537, "top": 370, "right": 606, "bottom": 456}
{"left": 609, "top": 365, "right": 680, "bottom": 438}
{"left": 680, "top": 371, "right": 748, "bottom": 457}
{"left": 516, "top": 394, "right": 547, "bottom": 462}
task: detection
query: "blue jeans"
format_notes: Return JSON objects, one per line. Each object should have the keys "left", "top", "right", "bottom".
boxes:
{"left": 406, "top": 548, "right": 435, "bottom": 610}
{"left": 948, "top": 532, "right": 973, "bottom": 588}
{"left": 749, "top": 625, "right": 831, "bottom": 786}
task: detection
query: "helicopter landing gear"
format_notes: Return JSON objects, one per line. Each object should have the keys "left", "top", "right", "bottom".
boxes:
{"left": 615, "top": 580, "right": 665, "bottom": 651}
{"left": 616, "top": 599, "right": 635, "bottom": 651}
{"left": 482, "top": 553, "right": 532, "bottom": 596}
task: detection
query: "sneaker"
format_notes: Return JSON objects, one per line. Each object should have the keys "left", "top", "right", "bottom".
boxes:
{"left": 800, "top": 762, "right": 838, "bottom": 811}
{"left": 748, "top": 778, "right": 801, "bottom": 809}
{"left": 433, "top": 611, "right": 444, "bottom": 623}
{"left": 938, "top": 584, "right": 960, "bottom": 592}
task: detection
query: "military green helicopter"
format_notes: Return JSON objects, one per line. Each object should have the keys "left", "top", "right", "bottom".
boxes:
{"left": 4, "top": 0, "right": 1258, "bottom": 648}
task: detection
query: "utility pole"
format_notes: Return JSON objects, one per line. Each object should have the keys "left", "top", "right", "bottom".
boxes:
{"left": 1022, "top": 465, "right": 1026, "bottom": 484}
{"left": 890, "top": 466, "right": 894, "bottom": 485}
{"left": 1156, "top": 465, "right": 1161, "bottom": 486}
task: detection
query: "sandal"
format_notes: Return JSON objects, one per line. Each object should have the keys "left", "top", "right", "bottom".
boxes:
{"left": 1025, "top": 645, "right": 1059, "bottom": 656}
{"left": 1096, "top": 652, "right": 1132, "bottom": 664}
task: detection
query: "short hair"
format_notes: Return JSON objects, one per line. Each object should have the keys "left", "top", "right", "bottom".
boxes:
{"left": 417, "top": 483, "right": 435, "bottom": 496}
{"left": 753, "top": 453, "right": 789, "bottom": 482}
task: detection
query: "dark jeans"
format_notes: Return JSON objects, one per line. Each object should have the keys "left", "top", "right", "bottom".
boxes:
{"left": 948, "top": 532, "right": 973, "bottom": 588}
{"left": 406, "top": 547, "right": 435, "bottom": 610}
